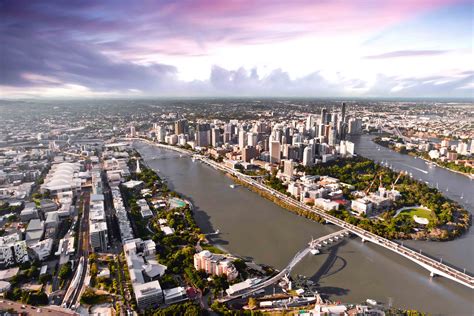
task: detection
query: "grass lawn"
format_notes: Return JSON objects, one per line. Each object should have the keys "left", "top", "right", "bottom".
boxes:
{"left": 400, "top": 207, "right": 436, "bottom": 220}
{"left": 200, "top": 243, "right": 226, "bottom": 254}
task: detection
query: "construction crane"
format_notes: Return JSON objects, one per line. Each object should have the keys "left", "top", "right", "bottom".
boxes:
{"left": 391, "top": 171, "right": 404, "bottom": 191}
{"left": 365, "top": 173, "right": 379, "bottom": 194}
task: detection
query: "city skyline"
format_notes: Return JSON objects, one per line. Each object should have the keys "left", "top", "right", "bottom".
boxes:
{"left": 1, "top": 0, "right": 473, "bottom": 98}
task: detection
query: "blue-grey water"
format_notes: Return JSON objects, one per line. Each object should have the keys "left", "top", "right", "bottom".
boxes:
{"left": 134, "top": 138, "right": 473, "bottom": 315}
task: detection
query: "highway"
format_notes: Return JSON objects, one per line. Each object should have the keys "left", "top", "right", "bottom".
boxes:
{"left": 62, "top": 190, "right": 91, "bottom": 309}
{"left": 0, "top": 299, "right": 78, "bottom": 316}
{"left": 125, "top": 138, "right": 474, "bottom": 290}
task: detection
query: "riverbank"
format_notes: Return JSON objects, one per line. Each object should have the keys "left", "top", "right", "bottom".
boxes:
{"left": 134, "top": 138, "right": 471, "bottom": 242}
{"left": 134, "top": 139, "right": 474, "bottom": 315}
{"left": 373, "top": 136, "right": 473, "bottom": 179}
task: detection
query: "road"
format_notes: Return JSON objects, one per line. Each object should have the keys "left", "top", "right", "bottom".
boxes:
{"left": 0, "top": 299, "right": 78, "bottom": 315}
{"left": 62, "top": 189, "right": 91, "bottom": 308}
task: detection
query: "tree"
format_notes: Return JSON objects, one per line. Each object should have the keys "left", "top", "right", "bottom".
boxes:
{"left": 248, "top": 297, "right": 257, "bottom": 310}
{"left": 58, "top": 262, "right": 72, "bottom": 280}
{"left": 39, "top": 273, "right": 52, "bottom": 285}
{"left": 90, "top": 262, "right": 99, "bottom": 277}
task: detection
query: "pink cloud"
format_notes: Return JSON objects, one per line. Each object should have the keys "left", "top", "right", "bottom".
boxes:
{"left": 102, "top": 0, "right": 460, "bottom": 59}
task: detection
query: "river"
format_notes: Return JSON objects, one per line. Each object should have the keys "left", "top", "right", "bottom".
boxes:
{"left": 134, "top": 139, "right": 473, "bottom": 315}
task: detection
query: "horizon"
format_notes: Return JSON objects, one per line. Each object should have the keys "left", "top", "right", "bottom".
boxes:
{"left": 1, "top": 0, "right": 473, "bottom": 99}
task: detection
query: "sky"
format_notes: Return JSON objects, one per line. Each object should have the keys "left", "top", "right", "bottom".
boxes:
{"left": 0, "top": 0, "right": 473, "bottom": 98}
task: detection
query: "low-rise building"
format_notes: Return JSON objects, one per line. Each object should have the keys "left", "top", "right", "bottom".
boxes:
{"left": 29, "top": 238, "right": 53, "bottom": 261}
{"left": 314, "top": 198, "right": 339, "bottom": 211}
{"left": 134, "top": 281, "right": 163, "bottom": 310}
{"left": 163, "top": 287, "right": 188, "bottom": 305}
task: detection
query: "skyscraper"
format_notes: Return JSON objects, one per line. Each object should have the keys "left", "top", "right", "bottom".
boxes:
{"left": 196, "top": 123, "right": 210, "bottom": 147}
{"left": 238, "top": 129, "right": 247, "bottom": 149}
{"left": 211, "top": 128, "right": 220, "bottom": 147}
{"left": 270, "top": 140, "right": 281, "bottom": 164}
{"left": 283, "top": 159, "right": 295, "bottom": 177}
{"left": 302, "top": 146, "right": 313, "bottom": 166}
{"left": 174, "top": 119, "right": 188, "bottom": 135}
{"left": 341, "top": 102, "right": 346, "bottom": 123}
{"left": 320, "top": 108, "right": 327, "bottom": 124}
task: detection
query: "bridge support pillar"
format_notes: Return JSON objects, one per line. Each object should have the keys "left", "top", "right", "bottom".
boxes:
{"left": 430, "top": 271, "right": 436, "bottom": 278}
{"left": 361, "top": 238, "right": 366, "bottom": 243}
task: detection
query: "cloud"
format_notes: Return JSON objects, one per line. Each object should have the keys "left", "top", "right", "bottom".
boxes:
{"left": 364, "top": 50, "right": 449, "bottom": 59}
{"left": 0, "top": 23, "right": 178, "bottom": 91}
{"left": 366, "top": 73, "right": 474, "bottom": 97}
{"left": 0, "top": 0, "right": 471, "bottom": 98}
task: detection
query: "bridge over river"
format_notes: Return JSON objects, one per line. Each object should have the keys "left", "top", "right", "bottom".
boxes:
{"left": 123, "top": 138, "right": 474, "bottom": 290}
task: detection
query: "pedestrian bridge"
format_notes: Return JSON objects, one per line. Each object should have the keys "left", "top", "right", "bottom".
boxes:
{"left": 219, "top": 229, "right": 350, "bottom": 302}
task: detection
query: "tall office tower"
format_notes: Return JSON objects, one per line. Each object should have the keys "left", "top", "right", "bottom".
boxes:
{"left": 270, "top": 140, "right": 281, "bottom": 164}
{"left": 211, "top": 128, "right": 220, "bottom": 147}
{"left": 325, "top": 113, "right": 332, "bottom": 124}
{"left": 328, "top": 124, "right": 337, "bottom": 146}
{"left": 156, "top": 125, "right": 166, "bottom": 142}
{"left": 331, "top": 113, "right": 338, "bottom": 125}
{"left": 282, "top": 144, "right": 290, "bottom": 159}
{"left": 320, "top": 108, "right": 328, "bottom": 124}
{"left": 457, "top": 142, "right": 468, "bottom": 155}
{"left": 316, "top": 124, "right": 323, "bottom": 138}
{"left": 292, "top": 133, "right": 302, "bottom": 145}
{"left": 196, "top": 123, "right": 210, "bottom": 147}
{"left": 337, "top": 120, "right": 344, "bottom": 139}
{"left": 223, "top": 123, "right": 233, "bottom": 138}
{"left": 274, "top": 129, "right": 282, "bottom": 143}
{"left": 348, "top": 118, "right": 362, "bottom": 135}
{"left": 306, "top": 115, "right": 315, "bottom": 130}
{"left": 303, "top": 146, "right": 313, "bottom": 166}
{"left": 174, "top": 119, "right": 188, "bottom": 135}
{"left": 339, "top": 140, "right": 355, "bottom": 157}
{"left": 242, "top": 146, "right": 258, "bottom": 162}
{"left": 261, "top": 135, "right": 270, "bottom": 151}
{"left": 238, "top": 129, "right": 247, "bottom": 149}
{"left": 283, "top": 127, "right": 291, "bottom": 144}
{"left": 283, "top": 159, "right": 295, "bottom": 177}
{"left": 346, "top": 141, "right": 355, "bottom": 156}
{"left": 256, "top": 121, "right": 266, "bottom": 133}
{"left": 247, "top": 132, "right": 257, "bottom": 147}
{"left": 341, "top": 102, "right": 347, "bottom": 123}
{"left": 223, "top": 132, "right": 231, "bottom": 143}
{"left": 130, "top": 126, "right": 136, "bottom": 137}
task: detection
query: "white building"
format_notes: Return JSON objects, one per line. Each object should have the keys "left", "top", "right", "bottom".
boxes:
{"left": 163, "top": 287, "right": 188, "bottom": 305}
{"left": 29, "top": 238, "right": 53, "bottom": 261}
{"left": 302, "top": 146, "right": 313, "bottom": 166}
{"left": 40, "top": 162, "right": 82, "bottom": 196}
{"left": 134, "top": 281, "right": 163, "bottom": 310}
{"left": 314, "top": 198, "right": 339, "bottom": 211}
{"left": 351, "top": 198, "right": 373, "bottom": 216}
